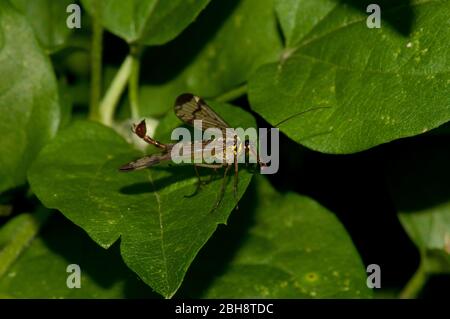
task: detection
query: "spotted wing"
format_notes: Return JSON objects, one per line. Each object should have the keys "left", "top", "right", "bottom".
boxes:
{"left": 174, "top": 93, "right": 230, "bottom": 132}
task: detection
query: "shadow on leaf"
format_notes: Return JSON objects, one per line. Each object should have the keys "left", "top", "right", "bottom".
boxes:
{"left": 174, "top": 178, "right": 259, "bottom": 297}
{"left": 387, "top": 136, "right": 450, "bottom": 213}
{"left": 120, "top": 164, "right": 259, "bottom": 195}
{"left": 338, "top": 0, "right": 415, "bottom": 36}
{"left": 41, "top": 214, "right": 160, "bottom": 298}
{"left": 141, "top": 0, "right": 240, "bottom": 84}
{"left": 119, "top": 165, "right": 216, "bottom": 194}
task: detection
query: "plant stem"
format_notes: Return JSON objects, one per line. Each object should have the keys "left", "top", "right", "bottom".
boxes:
{"left": 98, "top": 55, "right": 133, "bottom": 126}
{"left": 399, "top": 261, "right": 428, "bottom": 299}
{"left": 128, "top": 46, "right": 143, "bottom": 119}
{"left": 0, "top": 209, "right": 50, "bottom": 279}
{"left": 214, "top": 84, "right": 248, "bottom": 103}
{"left": 88, "top": 3, "right": 104, "bottom": 121}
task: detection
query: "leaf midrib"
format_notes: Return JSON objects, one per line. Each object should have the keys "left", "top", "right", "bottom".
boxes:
{"left": 144, "top": 169, "right": 171, "bottom": 295}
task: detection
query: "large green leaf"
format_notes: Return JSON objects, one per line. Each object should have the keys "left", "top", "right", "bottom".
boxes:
{"left": 137, "top": 0, "right": 282, "bottom": 117}
{"left": 388, "top": 136, "right": 450, "bottom": 275}
{"left": 81, "top": 0, "right": 211, "bottom": 45}
{"left": 0, "top": 213, "right": 156, "bottom": 298}
{"left": 0, "top": 1, "right": 60, "bottom": 193}
{"left": 248, "top": 0, "right": 450, "bottom": 154}
{"left": 9, "top": 0, "right": 74, "bottom": 53}
{"left": 28, "top": 102, "right": 256, "bottom": 298}
{"left": 180, "top": 176, "right": 372, "bottom": 298}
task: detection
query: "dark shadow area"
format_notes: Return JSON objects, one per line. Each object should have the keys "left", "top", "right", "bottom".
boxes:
{"left": 120, "top": 164, "right": 257, "bottom": 195}
{"left": 140, "top": 0, "right": 240, "bottom": 84}
{"left": 427, "top": 121, "right": 450, "bottom": 136}
{"left": 0, "top": 185, "right": 40, "bottom": 226}
{"left": 120, "top": 165, "right": 197, "bottom": 195}
{"left": 41, "top": 214, "right": 159, "bottom": 298}
{"left": 386, "top": 136, "right": 450, "bottom": 212}
{"left": 120, "top": 164, "right": 214, "bottom": 195}
{"left": 383, "top": 136, "right": 450, "bottom": 298}
{"left": 103, "top": 31, "right": 130, "bottom": 66}
{"left": 337, "top": 0, "right": 415, "bottom": 36}
{"left": 273, "top": 132, "right": 419, "bottom": 289}
{"left": 175, "top": 180, "right": 258, "bottom": 298}
{"left": 235, "top": 94, "right": 421, "bottom": 294}
{"left": 422, "top": 274, "right": 450, "bottom": 299}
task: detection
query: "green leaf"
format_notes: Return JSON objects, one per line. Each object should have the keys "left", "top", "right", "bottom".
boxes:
{"left": 0, "top": 209, "right": 50, "bottom": 279}
{"left": 9, "top": 0, "right": 75, "bottom": 53}
{"left": 248, "top": 0, "right": 450, "bottom": 154}
{"left": 81, "top": 0, "right": 211, "bottom": 45}
{"left": 28, "top": 102, "right": 256, "bottom": 298}
{"left": 138, "top": 0, "right": 282, "bottom": 117}
{"left": 387, "top": 137, "right": 450, "bottom": 275}
{"left": 181, "top": 176, "right": 372, "bottom": 298}
{"left": 0, "top": 213, "right": 157, "bottom": 298}
{"left": 0, "top": 1, "right": 60, "bottom": 193}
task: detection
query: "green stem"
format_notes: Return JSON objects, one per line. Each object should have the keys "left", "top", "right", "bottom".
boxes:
{"left": 214, "top": 84, "right": 248, "bottom": 103}
{"left": 0, "top": 209, "right": 50, "bottom": 278}
{"left": 399, "top": 261, "right": 428, "bottom": 299}
{"left": 88, "top": 3, "right": 104, "bottom": 121}
{"left": 128, "top": 46, "right": 143, "bottom": 119}
{"left": 98, "top": 55, "right": 133, "bottom": 126}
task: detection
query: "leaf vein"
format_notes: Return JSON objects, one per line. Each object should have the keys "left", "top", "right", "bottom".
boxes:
{"left": 144, "top": 169, "right": 170, "bottom": 293}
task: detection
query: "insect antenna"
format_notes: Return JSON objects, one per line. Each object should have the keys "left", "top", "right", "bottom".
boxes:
{"left": 274, "top": 106, "right": 331, "bottom": 127}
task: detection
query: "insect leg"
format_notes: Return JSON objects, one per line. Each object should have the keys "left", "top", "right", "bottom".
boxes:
{"left": 184, "top": 165, "right": 202, "bottom": 198}
{"left": 192, "top": 164, "right": 221, "bottom": 185}
{"left": 195, "top": 164, "right": 222, "bottom": 184}
{"left": 184, "top": 164, "right": 223, "bottom": 198}
{"left": 234, "top": 157, "right": 239, "bottom": 209}
{"left": 207, "top": 167, "right": 218, "bottom": 184}
{"left": 233, "top": 135, "right": 239, "bottom": 209}
{"left": 210, "top": 165, "right": 231, "bottom": 213}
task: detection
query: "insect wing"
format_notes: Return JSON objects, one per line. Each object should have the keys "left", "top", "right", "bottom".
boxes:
{"left": 174, "top": 93, "right": 230, "bottom": 132}
{"left": 171, "top": 140, "right": 223, "bottom": 164}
